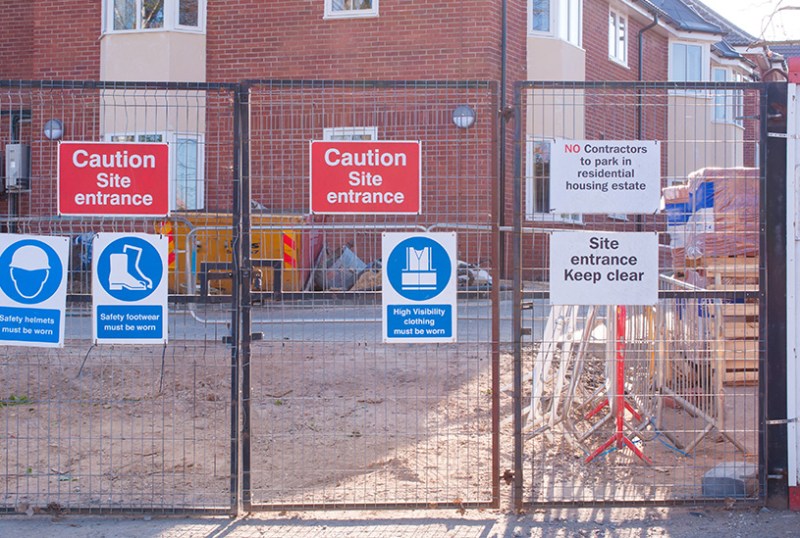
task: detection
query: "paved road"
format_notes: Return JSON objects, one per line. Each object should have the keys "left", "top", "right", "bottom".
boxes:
{"left": 63, "top": 295, "right": 552, "bottom": 344}
{"left": 0, "top": 505, "right": 798, "bottom": 537}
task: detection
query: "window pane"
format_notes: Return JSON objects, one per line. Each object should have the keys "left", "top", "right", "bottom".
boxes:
{"left": 332, "top": 0, "right": 372, "bottom": 12}
{"left": 714, "top": 68, "right": 727, "bottom": 120}
{"left": 114, "top": 0, "right": 136, "bottom": 30}
{"left": 686, "top": 45, "right": 702, "bottom": 81}
{"left": 179, "top": 0, "right": 199, "bottom": 26}
{"left": 672, "top": 43, "right": 686, "bottom": 81}
{"left": 138, "top": 134, "right": 163, "bottom": 142}
{"left": 176, "top": 138, "right": 201, "bottom": 210}
{"left": 608, "top": 13, "right": 615, "bottom": 56}
{"left": 532, "top": 0, "right": 550, "bottom": 32}
{"left": 567, "top": 0, "right": 580, "bottom": 45}
{"left": 142, "top": 0, "right": 164, "bottom": 29}
{"left": 111, "top": 135, "right": 136, "bottom": 142}
{"left": 618, "top": 17, "right": 626, "bottom": 62}
{"left": 533, "top": 141, "right": 550, "bottom": 213}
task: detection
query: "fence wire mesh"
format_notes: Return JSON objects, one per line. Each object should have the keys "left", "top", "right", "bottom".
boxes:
{"left": 0, "top": 78, "right": 770, "bottom": 513}
{"left": 242, "top": 81, "right": 499, "bottom": 510}
{"left": 514, "top": 81, "right": 765, "bottom": 506}
{"left": 0, "top": 81, "right": 238, "bottom": 513}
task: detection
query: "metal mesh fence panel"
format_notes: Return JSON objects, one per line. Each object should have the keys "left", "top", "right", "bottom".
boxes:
{"left": 0, "top": 81, "right": 237, "bottom": 513}
{"left": 243, "top": 81, "right": 499, "bottom": 509}
{"left": 513, "top": 81, "right": 765, "bottom": 506}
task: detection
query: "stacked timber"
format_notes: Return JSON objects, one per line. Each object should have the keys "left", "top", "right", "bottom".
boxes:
{"left": 662, "top": 168, "right": 760, "bottom": 386}
{"left": 704, "top": 256, "right": 759, "bottom": 386}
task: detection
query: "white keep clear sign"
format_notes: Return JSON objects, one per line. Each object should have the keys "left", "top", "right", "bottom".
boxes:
{"left": 550, "top": 231, "right": 658, "bottom": 306}
{"left": 549, "top": 139, "right": 661, "bottom": 214}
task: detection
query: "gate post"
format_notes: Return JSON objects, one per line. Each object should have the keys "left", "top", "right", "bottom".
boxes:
{"left": 765, "top": 81, "right": 789, "bottom": 508}
{"left": 511, "top": 82, "right": 524, "bottom": 509}
{"left": 231, "top": 83, "right": 253, "bottom": 514}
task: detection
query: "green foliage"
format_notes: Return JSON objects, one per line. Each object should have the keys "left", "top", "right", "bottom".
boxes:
{"left": 0, "top": 395, "right": 31, "bottom": 408}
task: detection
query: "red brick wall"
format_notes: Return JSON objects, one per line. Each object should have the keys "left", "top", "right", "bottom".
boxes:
{"left": 207, "top": 0, "right": 522, "bottom": 82}
{"left": 584, "top": 3, "right": 668, "bottom": 84}
{"left": 31, "top": 1, "right": 101, "bottom": 79}
{"left": 0, "top": 1, "right": 34, "bottom": 78}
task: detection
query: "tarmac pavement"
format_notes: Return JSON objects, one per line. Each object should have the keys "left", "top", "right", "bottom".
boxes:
{"left": 1, "top": 505, "right": 799, "bottom": 537}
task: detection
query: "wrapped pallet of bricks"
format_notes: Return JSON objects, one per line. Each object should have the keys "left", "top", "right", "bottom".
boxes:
{"left": 683, "top": 167, "right": 759, "bottom": 264}
{"left": 662, "top": 182, "right": 692, "bottom": 275}
{"left": 683, "top": 167, "right": 760, "bottom": 385}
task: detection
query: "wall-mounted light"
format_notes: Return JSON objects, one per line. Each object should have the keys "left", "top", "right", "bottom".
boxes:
{"left": 43, "top": 119, "right": 63, "bottom": 140}
{"left": 452, "top": 105, "right": 476, "bottom": 129}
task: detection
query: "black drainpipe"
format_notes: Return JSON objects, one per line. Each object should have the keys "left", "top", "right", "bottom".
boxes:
{"left": 637, "top": 14, "right": 659, "bottom": 139}
{"left": 499, "top": 0, "right": 508, "bottom": 274}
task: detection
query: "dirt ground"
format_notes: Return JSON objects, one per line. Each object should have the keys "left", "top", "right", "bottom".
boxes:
{"left": 0, "top": 300, "right": 770, "bottom": 519}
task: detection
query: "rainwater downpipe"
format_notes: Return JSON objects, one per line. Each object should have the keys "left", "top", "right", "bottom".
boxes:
{"left": 637, "top": 14, "right": 659, "bottom": 140}
{"left": 636, "top": 14, "right": 659, "bottom": 234}
{"left": 499, "top": 0, "right": 508, "bottom": 267}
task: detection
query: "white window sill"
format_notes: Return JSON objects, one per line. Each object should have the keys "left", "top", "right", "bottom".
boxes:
{"left": 526, "top": 213, "right": 584, "bottom": 225}
{"left": 324, "top": 11, "right": 379, "bottom": 20}
{"left": 609, "top": 56, "right": 629, "bottom": 69}
{"left": 712, "top": 118, "right": 745, "bottom": 129}
{"left": 102, "top": 27, "right": 205, "bottom": 36}
{"left": 528, "top": 32, "right": 582, "bottom": 50}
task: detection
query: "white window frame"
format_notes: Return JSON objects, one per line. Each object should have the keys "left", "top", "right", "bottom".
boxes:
{"left": 105, "top": 132, "right": 205, "bottom": 211}
{"left": 324, "top": 0, "right": 379, "bottom": 20}
{"left": 528, "top": 0, "right": 582, "bottom": 48}
{"left": 323, "top": 126, "right": 378, "bottom": 141}
{"left": 103, "top": 0, "right": 206, "bottom": 34}
{"left": 525, "top": 137, "right": 582, "bottom": 223}
{"left": 669, "top": 41, "right": 707, "bottom": 84}
{"left": 713, "top": 67, "right": 745, "bottom": 127}
{"left": 608, "top": 9, "right": 627, "bottom": 66}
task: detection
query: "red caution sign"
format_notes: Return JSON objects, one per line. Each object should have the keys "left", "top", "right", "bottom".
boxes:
{"left": 310, "top": 140, "right": 421, "bottom": 214}
{"left": 58, "top": 142, "right": 170, "bottom": 216}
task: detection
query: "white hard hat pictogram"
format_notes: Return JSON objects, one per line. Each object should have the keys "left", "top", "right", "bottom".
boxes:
{"left": 9, "top": 245, "right": 51, "bottom": 271}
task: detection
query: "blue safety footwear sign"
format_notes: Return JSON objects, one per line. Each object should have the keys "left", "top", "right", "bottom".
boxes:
{"left": 382, "top": 232, "right": 457, "bottom": 343}
{"left": 92, "top": 233, "right": 168, "bottom": 344}
{"left": 0, "top": 234, "right": 69, "bottom": 347}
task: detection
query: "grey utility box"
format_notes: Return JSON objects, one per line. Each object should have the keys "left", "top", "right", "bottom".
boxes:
{"left": 5, "top": 143, "right": 30, "bottom": 191}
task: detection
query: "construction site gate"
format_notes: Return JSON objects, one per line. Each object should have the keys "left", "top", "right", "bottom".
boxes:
{"left": 511, "top": 80, "right": 772, "bottom": 507}
{"left": 0, "top": 80, "right": 501, "bottom": 514}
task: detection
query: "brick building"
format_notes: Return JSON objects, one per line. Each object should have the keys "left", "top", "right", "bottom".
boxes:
{"left": 0, "top": 0, "right": 780, "bottom": 281}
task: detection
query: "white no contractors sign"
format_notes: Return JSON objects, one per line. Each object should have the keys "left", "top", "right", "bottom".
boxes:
{"left": 549, "top": 139, "right": 661, "bottom": 214}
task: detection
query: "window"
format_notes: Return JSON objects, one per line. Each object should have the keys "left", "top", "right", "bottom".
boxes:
{"left": 670, "top": 42, "right": 703, "bottom": 82}
{"left": 531, "top": 0, "right": 551, "bottom": 33}
{"left": 323, "top": 126, "right": 378, "bottom": 141}
{"left": 525, "top": 138, "right": 581, "bottom": 223}
{"left": 106, "top": 0, "right": 204, "bottom": 32}
{"left": 713, "top": 68, "right": 744, "bottom": 126}
{"left": 108, "top": 132, "right": 205, "bottom": 211}
{"left": 324, "top": 0, "right": 378, "bottom": 20}
{"left": 529, "top": 0, "right": 582, "bottom": 47}
{"left": 608, "top": 10, "right": 627, "bottom": 65}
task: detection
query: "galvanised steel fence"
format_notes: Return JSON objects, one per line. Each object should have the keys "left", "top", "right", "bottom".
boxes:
{"left": 512, "top": 80, "right": 768, "bottom": 507}
{"left": 0, "top": 79, "right": 501, "bottom": 514}
{"left": 0, "top": 80, "right": 241, "bottom": 514}
{"left": 0, "top": 78, "right": 778, "bottom": 514}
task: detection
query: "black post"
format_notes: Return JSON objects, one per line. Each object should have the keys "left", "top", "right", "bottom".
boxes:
{"left": 764, "top": 81, "right": 788, "bottom": 508}
{"left": 230, "top": 86, "right": 243, "bottom": 515}
{"left": 238, "top": 84, "right": 254, "bottom": 511}
{"left": 511, "top": 82, "right": 524, "bottom": 509}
